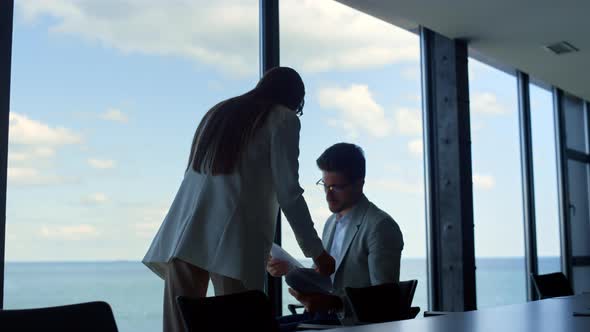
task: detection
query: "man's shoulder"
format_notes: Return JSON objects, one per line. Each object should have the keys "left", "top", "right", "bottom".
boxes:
{"left": 364, "top": 200, "right": 396, "bottom": 225}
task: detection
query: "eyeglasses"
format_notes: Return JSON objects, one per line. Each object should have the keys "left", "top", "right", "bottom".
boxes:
{"left": 296, "top": 99, "right": 305, "bottom": 117}
{"left": 316, "top": 179, "right": 351, "bottom": 193}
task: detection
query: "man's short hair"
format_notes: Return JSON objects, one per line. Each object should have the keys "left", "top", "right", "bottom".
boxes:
{"left": 316, "top": 143, "right": 366, "bottom": 182}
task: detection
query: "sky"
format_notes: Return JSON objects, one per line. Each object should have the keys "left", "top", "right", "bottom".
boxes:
{"left": 5, "top": 0, "right": 560, "bottom": 262}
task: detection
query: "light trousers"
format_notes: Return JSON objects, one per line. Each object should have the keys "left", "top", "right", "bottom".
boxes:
{"left": 163, "top": 258, "right": 247, "bottom": 332}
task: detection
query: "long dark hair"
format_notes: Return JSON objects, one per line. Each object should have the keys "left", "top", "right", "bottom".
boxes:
{"left": 187, "top": 67, "right": 305, "bottom": 174}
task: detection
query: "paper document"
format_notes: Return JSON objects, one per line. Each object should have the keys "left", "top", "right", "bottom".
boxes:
{"left": 271, "top": 244, "right": 333, "bottom": 294}
{"left": 271, "top": 243, "right": 304, "bottom": 268}
{"left": 286, "top": 268, "right": 333, "bottom": 295}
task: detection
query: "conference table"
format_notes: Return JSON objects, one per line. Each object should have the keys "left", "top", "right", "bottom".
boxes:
{"left": 316, "top": 293, "right": 590, "bottom": 332}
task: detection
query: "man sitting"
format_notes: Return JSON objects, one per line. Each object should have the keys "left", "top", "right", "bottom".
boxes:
{"left": 268, "top": 143, "right": 404, "bottom": 329}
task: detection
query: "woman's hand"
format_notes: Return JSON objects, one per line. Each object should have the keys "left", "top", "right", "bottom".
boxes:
{"left": 266, "top": 256, "right": 292, "bottom": 277}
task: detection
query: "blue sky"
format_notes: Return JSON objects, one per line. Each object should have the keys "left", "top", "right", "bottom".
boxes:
{"left": 5, "top": 0, "right": 560, "bottom": 262}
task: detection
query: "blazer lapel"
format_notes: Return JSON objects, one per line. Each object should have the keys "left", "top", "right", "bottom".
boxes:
{"left": 323, "top": 214, "right": 338, "bottom": 253}
{"left": 334, "top": 196, "right": 370, "bottom": 272}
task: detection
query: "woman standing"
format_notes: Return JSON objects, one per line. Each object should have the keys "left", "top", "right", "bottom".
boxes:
{"left": 143, "top": 67, "right": 335, "bottom": 332}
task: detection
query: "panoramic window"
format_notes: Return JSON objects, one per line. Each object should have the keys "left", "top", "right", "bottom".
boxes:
{"left": 529, "top": 83, "right": 560, "bottom": 274}
{"left": 469, "top": 58, "right": 525, "bottom": 308}
{"left": 6, "top": 1, "right": 258, "bottom": 331}
{"left": 279, "top": 0, "right": 426, "bottom": 314}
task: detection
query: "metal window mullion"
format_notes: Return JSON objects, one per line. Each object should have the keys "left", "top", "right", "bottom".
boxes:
{"left": 553, "top": 88, "right": 573, "bottom": 280}
{"left": 516, "top": 71, "right": 538, "bottom": 301}
{"left": 0, "top": 0, "right": 15, "bottom": 310}
{"left": 260, "top": 0, "right": 282, "bottom": 316}
{"left": 420, "top": 26, "right": 440, "bottom": 312}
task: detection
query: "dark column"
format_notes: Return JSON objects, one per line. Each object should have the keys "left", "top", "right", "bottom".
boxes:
{"left": 420, "top": 26, "right": 477, "bottom": 311}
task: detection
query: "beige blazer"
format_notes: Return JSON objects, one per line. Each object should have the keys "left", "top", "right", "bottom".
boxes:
{"left": 143, "top": 105, "right": 324, "bottom": 291}
{"left": 322, "top": 195, "right": 404, "bottom": 325}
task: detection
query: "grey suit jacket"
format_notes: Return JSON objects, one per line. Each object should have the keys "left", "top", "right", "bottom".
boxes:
{"left": 322, "top": 195, "right": 404, "bottom": 325}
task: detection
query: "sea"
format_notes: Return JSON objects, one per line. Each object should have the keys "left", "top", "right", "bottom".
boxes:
{"left": 4, "top": 257, "right": 560, "bottom": 332}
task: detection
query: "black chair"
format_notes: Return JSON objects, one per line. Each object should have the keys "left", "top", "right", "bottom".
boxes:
{"left": 287, "top": 303, "right": 304, "bottom": 315}
{"left": 177, "top": 290, "right": 279, "bottom": 332}
{"left": 0, "top": 301, "right": 118, "bottom": 332}
{"left": 344, "top": 280, "right": 420, "bottom": 324}
{"left": 531, "top": 272, "right": 574, "bottom": 299}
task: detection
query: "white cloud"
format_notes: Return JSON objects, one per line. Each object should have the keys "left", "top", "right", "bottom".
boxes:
{"left": 319, "top": 84, "right": 392, "bottom": 137}
{"left": 18, "top": 0, "right": 418, "bottom": 75}
{"left": 408, "top": 139, "right": 423, "bottom": 158}
{"left": 9, "top": 112, "right": 82, "bottom": 146}
{"left": 88, "top": 158, "right": 116, "bottom": 169}
{"left": 100, "top": 108, "right": 128, "bottom": 123}
{"left": 395, "top": 108, "right": 422, "bottom": 136}
{"left": 18, "top": 0, "right": 259, "bottom": 76}
{"left": 82, "top": 192, "right": 109, "bottom": 204}
{"left": 39, "top": 224, "right": 99, "bottom": 240}
{"left": 471, "top": 92, "right": 510, "bottom": 115}
{"left": 366, "top": 178, "right": 423, "bottom": 195}
{"left": 34, "top": 147, "right": 56, "bottom": 157}
{"left": 473, "top": 174, "right": 495, "bottom": 190}
{"left": 8, "top": 152, "right": 29, "bottom": 162}
{"left": 7, "top": 114, "right": 79, "bottom": 186}
{"left": 9, "top": 147, "right": 56, "bottom": 162}
{"left": 281, "top": 0, "right": 419, "bottom": 72}
{"left": 7, "top": 167, "right": 69, "bottom": 186}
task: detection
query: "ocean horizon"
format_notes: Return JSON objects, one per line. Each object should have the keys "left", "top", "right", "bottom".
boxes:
{"left": 4, "top": 257, "right": 560, "bottom": 332}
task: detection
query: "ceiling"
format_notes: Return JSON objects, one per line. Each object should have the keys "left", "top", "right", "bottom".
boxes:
{"left": 336, "top": 0, "right": 590, "bottom": 101}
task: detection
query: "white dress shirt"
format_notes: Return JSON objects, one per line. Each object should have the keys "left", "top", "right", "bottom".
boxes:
{"left": 329, "top": 213, "right": 351, "bottom": 269}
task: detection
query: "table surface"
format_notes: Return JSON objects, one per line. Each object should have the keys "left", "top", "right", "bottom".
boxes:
{"left": 316, "top": 293, "right": 590, "bottom": 332}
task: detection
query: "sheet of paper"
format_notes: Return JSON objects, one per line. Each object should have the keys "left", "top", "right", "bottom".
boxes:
{"left": 271, "top": 243, "right": 304, "bottom": 268}
{"left": 286, "top": 268, "right": 333, "bottom": 294}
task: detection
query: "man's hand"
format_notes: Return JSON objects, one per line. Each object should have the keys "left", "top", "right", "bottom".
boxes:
{"left": 266, "top": 256, "right": 292, "bottom": 277}
{"left": 288, "top": 288, "right": 343, "bottom": 313}
{"left": 313, "top": 250, "right": 335, "bottom": 276}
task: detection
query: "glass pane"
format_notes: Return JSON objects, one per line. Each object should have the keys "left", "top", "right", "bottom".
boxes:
{"left": 279, "top": 0, "right": 426, "bottom": 315}
{"left": 566, "top": 160, "right": 590, "bottom": 257}
{"left": 563, "top": 93, "right": 587, "bottom": 153}
{"left": 469, "top": 59, "right": 525, "bottom": 308}
{"left": 530, "top": 83, "right": 561, "bottom": 274}
{"left": 572, "top": 266, "right": 590, "bottom": 293}
{"left": 6, "top": 2, "right": 258, "bottom": 332}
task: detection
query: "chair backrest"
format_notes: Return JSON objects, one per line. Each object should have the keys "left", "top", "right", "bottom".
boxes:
{"left": 345, "top": 280, "right": 418, "bottom": 324}
{"left": 531, "top": 272, "right": 574, "bottom": 299}
{"left": 398, "top": 280, "right": 418, "bottom": 310}
{"left": 0, "top": 301, "right": 118, "bottom": 332}
{"left": 177, "top": 290, "right": 279, "bottom": 332}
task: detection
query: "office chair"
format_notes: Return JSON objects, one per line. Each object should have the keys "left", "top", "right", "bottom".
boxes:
{"left": 0, "top": 301, "right": 119, "bottom": 332}
{"left": 177, "top": 290, "right": 279, "bottom": 332}
{"left": 344, "top": 280, "right": 420, "bottom": 324}
{"left": 531, "top": 272, "right": 574, "bottom": 299}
